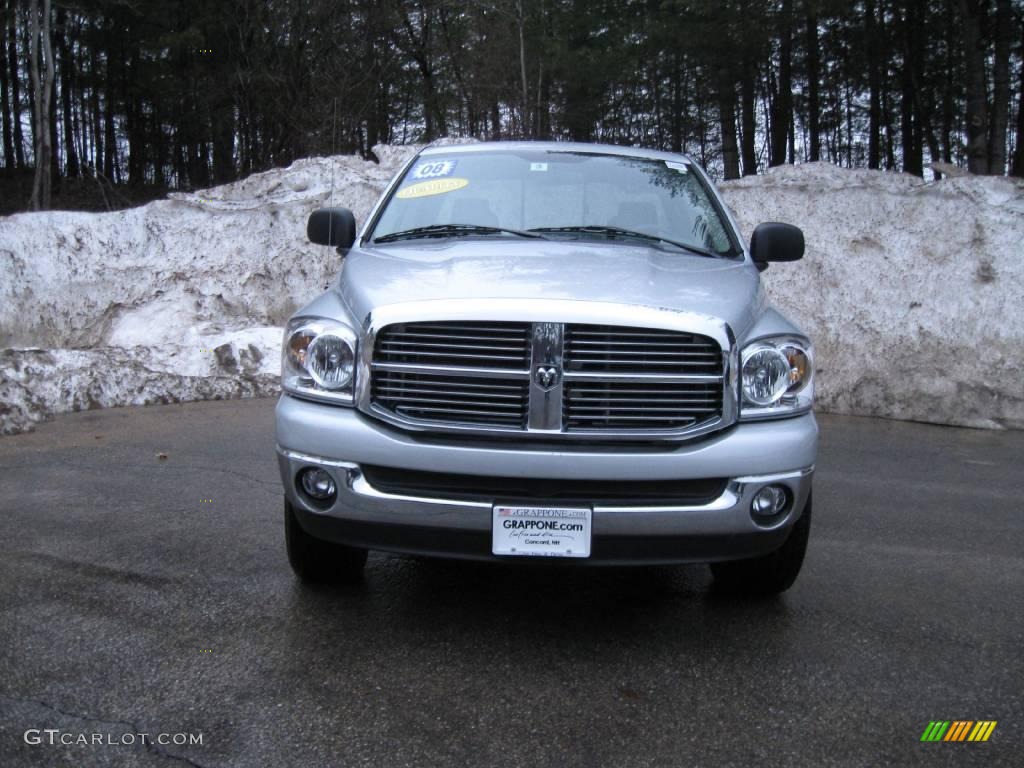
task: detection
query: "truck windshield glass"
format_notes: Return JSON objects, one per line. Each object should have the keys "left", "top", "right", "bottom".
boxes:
{"left": 369, "top": 151, "right": 739, "bottom": 256}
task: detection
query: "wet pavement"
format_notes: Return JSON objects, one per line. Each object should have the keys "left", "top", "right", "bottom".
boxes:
{"left": 0, "top": 398, "right": 1021, "bottom": 766}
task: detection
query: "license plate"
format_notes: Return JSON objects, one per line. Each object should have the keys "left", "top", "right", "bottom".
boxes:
{"left": 492, "top": 505, "right": 592, "bottom": 558}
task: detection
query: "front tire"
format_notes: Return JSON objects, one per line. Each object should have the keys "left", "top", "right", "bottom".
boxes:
{"left": 710, "top": 491, "right": 812, "bottom": 596}
{"left": 284, "top": 499, "right": 367, "bottom": 584}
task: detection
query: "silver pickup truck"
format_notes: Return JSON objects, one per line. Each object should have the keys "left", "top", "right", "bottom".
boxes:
{"left": 275, "top": 141, "right": 817, "bottom": 595}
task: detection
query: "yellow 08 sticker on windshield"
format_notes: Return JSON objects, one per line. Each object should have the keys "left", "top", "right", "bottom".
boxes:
{"left": 396, "top": 177, "right": 469, "bottom": 199}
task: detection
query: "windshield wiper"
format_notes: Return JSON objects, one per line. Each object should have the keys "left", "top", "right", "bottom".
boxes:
{"left": 374, "top": 223, "right": 547, "bottom": 244}
{"left": 529, "top": 225, "right": 717, "bottom": 257}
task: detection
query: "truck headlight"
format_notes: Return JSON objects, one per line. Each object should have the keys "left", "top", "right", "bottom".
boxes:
{"left": 739, "top": 337, "right": 813, "bottom": 420}
{"left": 282, "top": 318, "right": 357, "bottom": 404}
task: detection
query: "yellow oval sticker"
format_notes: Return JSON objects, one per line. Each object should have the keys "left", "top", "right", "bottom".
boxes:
{"left": 396, "top": 177, "right": 469, "bottom": 199}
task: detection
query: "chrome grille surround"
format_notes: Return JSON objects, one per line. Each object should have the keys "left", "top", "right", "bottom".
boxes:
{"left": 358, "top": 299, "right": 738, "bottom": 442}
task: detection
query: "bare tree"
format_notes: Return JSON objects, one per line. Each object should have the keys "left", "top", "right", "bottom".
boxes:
{"left": 769, "top": 0, "right": 794, "bottom": 166}
{"left": 1014, "top": 35, "right": 1024, "bottom": 177}
{"left": 958, "top": 0, "right": 989, "bottom": 175}
{"left": 29, "top": 0, "right": 53, "bottom": 209}
{"left": 989, "top": 0, "right": 1012, "bottom": 173}
{"left": 717, "top": 63, "right": 740, "bottom": 179}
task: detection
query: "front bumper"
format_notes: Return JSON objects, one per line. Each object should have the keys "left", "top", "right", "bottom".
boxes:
{"left": 275, "top": 395, "right": 818, "bottom": 565}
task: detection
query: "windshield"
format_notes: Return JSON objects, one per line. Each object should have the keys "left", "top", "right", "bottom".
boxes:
{"left": 368, "top": 150, "right": 740, "bottom": 256}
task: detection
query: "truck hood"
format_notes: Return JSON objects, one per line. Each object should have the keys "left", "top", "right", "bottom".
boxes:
{"left": 338, "top": 239, "right": 763, "bottom": 337}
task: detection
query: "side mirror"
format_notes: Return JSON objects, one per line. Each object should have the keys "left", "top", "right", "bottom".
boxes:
{"left": 750, "top": 222, "right": 804, "bottom": 269}
{"left": 307, "top": 207, "right": 356, "bottom": 248}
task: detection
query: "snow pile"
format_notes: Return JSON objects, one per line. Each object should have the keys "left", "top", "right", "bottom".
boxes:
{"left": 0, "top": 146, "right": 419, "bottom": 434}
{"left": 2, "top": 151, "right": 1022, "bottom": 434}
{"left": 721, "top": 163, "right": 1024, "bottom": 430}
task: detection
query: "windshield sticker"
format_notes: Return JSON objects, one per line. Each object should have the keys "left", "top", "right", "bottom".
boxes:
{"left": 665, "top": 161, "right": 690, "bottom": 173}
{"left": 396, "top": 177, "right": 469, "bottom": 199}
{"left": 530, "top": 162, "right": 548, "bottom": 172}
{"left": 411, "top": 160, "right": 457, "bottom": 179}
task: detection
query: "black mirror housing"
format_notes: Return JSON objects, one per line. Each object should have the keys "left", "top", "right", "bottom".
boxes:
{"left": 750, "top": 222, "right": 804, "bottom": 266}
{"left": 307, "top": 208, "right": 356, "bottom": 248}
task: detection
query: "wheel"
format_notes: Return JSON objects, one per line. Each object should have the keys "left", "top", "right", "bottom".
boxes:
{"left": 284, "top": 499, "right": 367, "bottom": 584}
{"left": 710, "top": 491, "right": 812, "bottom": 596}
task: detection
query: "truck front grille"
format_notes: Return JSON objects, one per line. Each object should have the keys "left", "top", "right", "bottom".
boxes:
{"left": 367, "top": 320, "right": 727, "bottom": 439}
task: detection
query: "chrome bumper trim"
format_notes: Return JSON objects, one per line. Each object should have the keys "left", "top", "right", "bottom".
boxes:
{"left": 276, "top": 445, "right": 814, "bottom": 537}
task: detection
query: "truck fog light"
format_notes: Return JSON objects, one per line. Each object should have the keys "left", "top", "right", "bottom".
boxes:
{"left": 751, "top": 485, "right": 788, "bottom": 518}
{"left": 299, "top": 468, "right": 337, "bottom": 501}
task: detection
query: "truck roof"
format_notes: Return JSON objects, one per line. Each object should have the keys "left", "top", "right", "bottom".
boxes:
{"left": 418, "top": 140, "right": 696, "bottom": 165}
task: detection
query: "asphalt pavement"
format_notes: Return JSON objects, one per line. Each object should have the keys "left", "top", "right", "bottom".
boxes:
{"left": 0, "top": 398, "right": 1021, "bottom": 767}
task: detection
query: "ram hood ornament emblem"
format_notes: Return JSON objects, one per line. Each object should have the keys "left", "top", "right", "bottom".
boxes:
{"left": 534, "top": 364, "right": 560, "bottom": 390}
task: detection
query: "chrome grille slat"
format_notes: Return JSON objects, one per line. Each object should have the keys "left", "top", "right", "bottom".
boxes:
{"left": 561, "top": 354, "right": 720, "bottom": 360}
{"left": 564, "top": 359, "right": 718, "bottom": 366}
{"left": 380, "top": 342, "right": 528, "bottom": 352}
{"left": 384, "top": 331, "right": 527, "bottom": 338}
{"left": 569, "top": 339, "right": 715, "bottom": 348}
{"left": 381, "top": 399, "right": 523, "bottom": 409}
{"left": 563, "top": 372, "right": 720, "bottom": 382}
{"left": 567, "top": 399, "right": 719, "bottom": 405}
{"left": 567, "top": 406, "right": 716, "bottom": 413}
{"left": 383, "top": 333, "right": 528, "bottom": 341}
{"left": 374, "top": 352, "right": 528, "bottom": 364}
{"left": 393, "top": 323, "right": 529, "bottom": 331}
{"left": 396, "top": 406, "right": 521, "bottom": 417}
{"left": 369, "top": 320, "right": 725, "bottom": 436}
{"left": 376, "top": 387, "right": 524, "bottom": 399}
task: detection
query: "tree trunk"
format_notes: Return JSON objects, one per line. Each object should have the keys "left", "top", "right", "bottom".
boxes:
{"left": 125, "top": 44, "right": 145, "bottom": 184}
{"left": 882, "top": 81, "right": 897, "bottom": 170}
{"left": 438, "top": 6, "right": 471, "bottom": 139}
{"left": 769, "top": 0, "right": 792, "bottom": 166}
{"left": 940, "top": 0, "right": 955, "bottom": 163}
{"left": 0, "top": 0, "right": 14, "bottom": 170}
{"left": 740, "top": 57, "right": 756, "bottom": 175}
{"left": 56, "top": 6, "right": 76, "bottom": 177}
{"left": 1012, "top": 47, "right": 1024, "bottom": 177}
{"left": 490, "top": 102, "right": 500, "bottom": 138}
{"left": 958, "top": 0, "right": 989, "bottom": 174}
{"left": 806, "top": 3, "right": 820, "bottom": 162}
{"left": 48, "top": 42, "right": 57, "bottom": 191}
{"left": 7, "top": 2, "right": 24, "bottom": 167}
{"left": 900, "top": 0, "right": 922, "bottom": 176}
{"left": 29, "top": 0, "right": 53, "bottom": 210}
{"left": 670, "top": 51, "right": 683, "bottom": 153}
{"left": 90, "top": 38, "right": 102, "bottom": 173}
{"left": 517, "top": 0, "right": 529, "bottom": 137}
{"left": 537, "top": 58, "right": 551, "bottom": 139}
{"left": 102, "top": 15, "right": 116, "bottom": 181}
{"left": 866, "top": 0, "right": 881, "bottom": 169}
{"left": 718, "top": 64, "right": 740, "bottom": 180}
{"left": 988, "top": 0, "right": 1011, "bottom": 174}
{"left": 212, "top": 104, "right": 235, "bottom": 184}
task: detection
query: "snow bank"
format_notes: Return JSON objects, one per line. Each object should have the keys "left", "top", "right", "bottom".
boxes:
{"left": 721, "top": 164, "right": 1024, "bottom": 430}
{"left": 0, "top": 146, "right": 419, "bottom": 434}
{"left": 1, "top": 151, "right": 1022, "bottom": 434}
